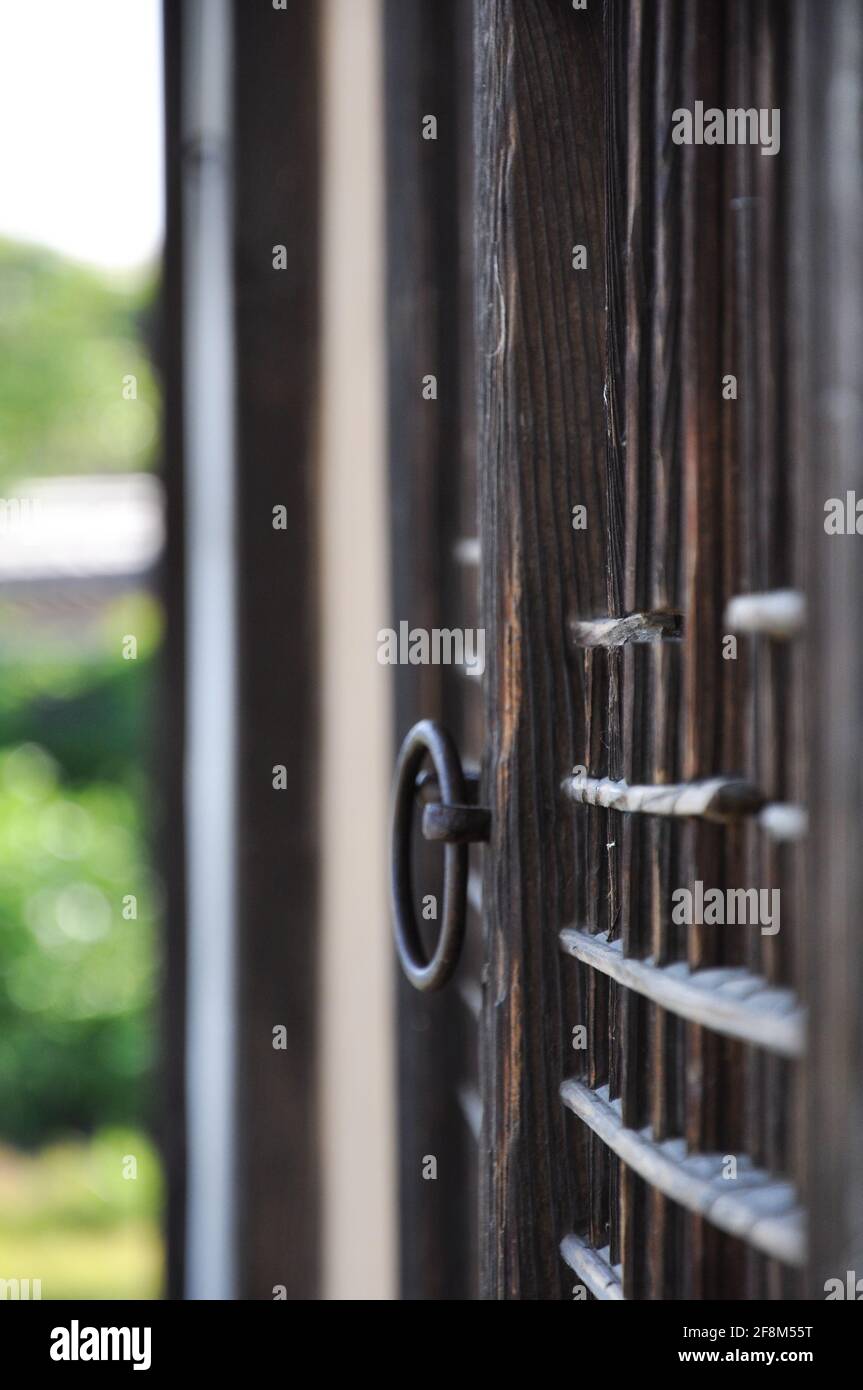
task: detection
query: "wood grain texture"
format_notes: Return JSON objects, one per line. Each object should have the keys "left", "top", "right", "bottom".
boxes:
{"left": 607, "top": 0, "right": 688, "bottom": 1298}
{"left": 231, "top": 0, "right": 321, "bottom": 1299}
{"left": 678, "top": 0, "right": 735, "bottom": 1298}
{"left": 584, "top": 0, "right": 799, "bottom": 1300}
{"left": 472, "top": 0, "right": 807, "bottom": 1300}
{"left": 475, "top": 0, "right": 607, "bottom": 1299}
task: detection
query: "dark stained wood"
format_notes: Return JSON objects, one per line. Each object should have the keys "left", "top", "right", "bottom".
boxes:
{"left": 385, "top": 0, "right": 478, "bottom": 1300}
{"left": 231, "top": 0, "right": 321, "bottom": 1300}
{"left": 644, "top": 0, "right": 685, "bottom": 1302}
{"left": 785, "top": 7, "right": 810, "bottom": 1301}
{"left": 728, "top": 0, "right": 766, "bottom": 1301}
{"left": 734, "top": 0, "right": 797, "bottom": 1301}
{"left": 677, "top": 0, "right": 738, "bottom": 1300}
{"left": 606, "top": 0, "right": 640, "bottom": 1297}
{"left": 475, "top": 0, "right": 607, "bottom": 1299}
{"left": 553, "top": 0, "right": 802, "bottom": 1302}
{"left": 380, "top": 0, "right": 827, "bottom": 1302}
{"left": 603, "top": 0, "right": 690, "bottom": 1301}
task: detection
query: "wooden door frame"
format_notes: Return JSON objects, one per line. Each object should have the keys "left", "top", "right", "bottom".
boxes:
{"left": 161, "top": 0, "right": 322, "bottom": 1299}
{"left": 384, "top": 0, "right": 477, "bottom": 1301}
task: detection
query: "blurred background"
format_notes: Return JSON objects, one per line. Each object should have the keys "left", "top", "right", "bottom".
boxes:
{"left": 0, "top": 0, "right": 165, "bottom": 1296}
{"left": 9, "top": 0, "right": 857, "bottom": 1309}
{"left": 0, "top": 0, "right": 394, "bottom": 1301}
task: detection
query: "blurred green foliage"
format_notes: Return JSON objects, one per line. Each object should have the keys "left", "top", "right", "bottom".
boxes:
{"left": 0, "top": 238, "right": 159, "bottom": 487}
{"left": 0, "top": 592, "right": 163, "bottom": 780}
{"left": 0, "top": 722, "right": 160, "bottom": 1147}
{"left": 0, "top": 241, "right": 162, "bottom": 1152}
{"left": 0, "top": 1129, "right": 162, "bottom": 1298}
{"left": 0, "top": 238, "right": 163, "bottom": 1295}
{"left": 0, "top": 1128, "right": 162, "bottom": 1234}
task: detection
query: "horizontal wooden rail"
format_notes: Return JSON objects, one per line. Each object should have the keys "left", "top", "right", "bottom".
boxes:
{"left": 757, "top": 802, "right": 808, "bottom": 842}
{"left": 564, "top": 774, "right": 806, "bottom": 842}
{"left": 560, "top": 928, "right": 805, "bottom": 1058}
{"left": 724, "top": 589, "right": 806, "bottom": 639}
{"left": 560, "top": 1233, "right": 624, "bottom": 1300}
{"left": 560, "top": 1080, "right": 806, "bottom": 1266}
{"left": 570, "top": 610, "right": 683, "bottom": 648}
{"left": 562, "top": 774, "right": 764, "bottom": 821}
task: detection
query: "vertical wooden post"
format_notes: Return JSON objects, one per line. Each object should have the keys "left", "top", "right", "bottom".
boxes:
{"left": 475, "top": 0, "right": 607, "bottom": 1299}
{"left": 796, "top": 0, "right": 863, "bottom": 1298}
{"left": 384, "top": 0, "right": 477, "bottom": 1301}
{"left": 232, "top": 0, "right": 322, "bottom": 1299}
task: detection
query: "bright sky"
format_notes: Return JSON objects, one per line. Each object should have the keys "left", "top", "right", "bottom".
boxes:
{"left": 0, "top": 0, "right": 164, "bottom": 271}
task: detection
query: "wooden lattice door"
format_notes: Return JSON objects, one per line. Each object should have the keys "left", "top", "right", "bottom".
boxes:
{"left": 388, "top": 0, "right": 861, "bottom": 1303}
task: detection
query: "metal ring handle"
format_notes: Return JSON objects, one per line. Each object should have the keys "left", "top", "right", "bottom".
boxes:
{"left": 390, "top": 719, "right": 489, "bottom": 992}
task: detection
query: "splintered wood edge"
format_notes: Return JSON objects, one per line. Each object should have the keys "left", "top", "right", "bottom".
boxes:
{"left": 570, "top": 610, "right": 684, "bottom": 648}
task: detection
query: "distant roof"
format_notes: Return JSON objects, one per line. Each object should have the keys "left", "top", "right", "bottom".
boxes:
{"left": 0, "top": 473, "right": 164, "bottom": 591}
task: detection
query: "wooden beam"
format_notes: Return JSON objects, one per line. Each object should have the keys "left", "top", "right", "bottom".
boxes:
{"left": 723, "top": 590, "right": 806, "bottom": 639}
{"left": 476, "top": 0, "right": 607, "bottom": 1299}
{"left": 232, "top": 0, "right": 321, "bottom": 1300}
{"left": 385, "top": 0, "right": 477, "bottom": 1301}
{"left": 563, "top": 774, "right": 764, "bottom": 821}
{"left": 561, "top": 1079, "right": 805, "bottom": 1266}
{"left": 560, "top": 1233, "right": 624, "bottom": 1300}
{"left": 560, "top": 928, "right": 804, "bottom": 1058}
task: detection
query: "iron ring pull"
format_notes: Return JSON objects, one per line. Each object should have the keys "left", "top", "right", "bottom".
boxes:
{"left": 390, "top": 719, "right": 490, "bottom": 991}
